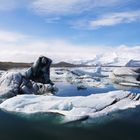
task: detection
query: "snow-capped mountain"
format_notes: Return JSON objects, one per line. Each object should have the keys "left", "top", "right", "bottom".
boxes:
{"left": 68, "top": 46, "right": 140, "bottom": 66}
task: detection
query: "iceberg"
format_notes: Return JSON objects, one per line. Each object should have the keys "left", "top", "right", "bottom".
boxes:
{"left": 65, "top": 67, "right": 108, "bottom": 88}
{"left": 109, "top": 67, "right": 140, "bottom": 87}
{"left": 0, "top": 90, "right": 140, "bottom": 124}
{"left": 0, "top": 72, "right": 23, "bottom": 98}
{"left": 0, "top": 56, "right": 58, "bottom": 98}
{"left": 69, "top": 66, "right": 104, "bottom": 77}
{"left": 0, "top": 71, "right": 57, "bottom": 98}
{"left": 50, "top": 67, "right": 108, "bottom": 89}
{"left": 125, "top": 60, "right": 140, "bottom": 67}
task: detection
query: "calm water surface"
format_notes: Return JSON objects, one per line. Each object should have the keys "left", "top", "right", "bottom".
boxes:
{"left": 1, "top": 108, "right": 140, "bottom": 140}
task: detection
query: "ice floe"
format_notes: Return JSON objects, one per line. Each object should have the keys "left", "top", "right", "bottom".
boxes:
{"left": 126, "top": 59, "right": 140, "bottom": 67}
{"left": 51, "top": 67, "right": 109, "bottom": 89}
{"left": 0, "top": 90, "right": 140, "bottom": 124}
{"left": 109, "top": 67, "right": 140, "bottom": 87}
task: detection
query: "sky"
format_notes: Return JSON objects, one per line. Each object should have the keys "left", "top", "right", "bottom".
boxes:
{"left": 0, "top": 0, "right": 140, "bottom": 62}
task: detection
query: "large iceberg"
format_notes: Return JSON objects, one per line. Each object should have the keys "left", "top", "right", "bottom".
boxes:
{"left": 0, "top": 71, "right": 58, "bottom": 99}
{"left": 0, "top": 56, "right": 57, "bottom": 98}
{"left": 0, "top": 90, "right": 140, "bottom": 124}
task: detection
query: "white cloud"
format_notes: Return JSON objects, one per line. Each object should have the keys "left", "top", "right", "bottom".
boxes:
{"left": 72, "top": 10, "right": 140, "bottom": 29}
{"left": 0, "top": 0, "right": 127, "bottom": 13}
{"left": 0, "top": 38, "right": 108, "bottom": 62}
{"left": 0, "top": 38, "right": 140, "bottom": 64}
{"left": 0, "top": 30, "right": 28, "bottom": 42}
{"left": 0, "top": 30, "right": 139, "bottom": 64}
{"left": 0, "top": 30, "right": 110, "bottom": 62}
{"left": 31, "top": 0, "right": 124, "bottom": 16}
{"left": 90, "top": 11, "right": 140, "bottom": 28}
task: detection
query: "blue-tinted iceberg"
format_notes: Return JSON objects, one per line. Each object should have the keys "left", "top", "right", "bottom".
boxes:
{"left": 126, "top": 60, "right": 140, "bottom": 67}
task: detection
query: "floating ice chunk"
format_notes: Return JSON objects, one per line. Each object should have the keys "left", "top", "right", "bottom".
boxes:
{"left": 0, "top": 72, "right": 22, "bottom": 98}
{"left": 0, "top": 71, "right": 58, "bottom": 98}
{"left": 113, "top": 67, "right": 139, "bottom": 76}
{"left": 125, "top": 59, "right": 140, "bottom": 67}
{"left": 51, "top": 67, "right": 109, "bottom": 89}
{"left": 1, "top": 90, "right": 139, "bottom": 124}
{"left": 66, "top": 67, "right": 108, "bottom": 88}
{"left": 69, "top": 66, "right": 104, "bottom": 77}
{"left": 109, "top": 67, "right": 140, "bottom": 86}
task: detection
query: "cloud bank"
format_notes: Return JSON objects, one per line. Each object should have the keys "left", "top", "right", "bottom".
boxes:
{"left": 0, "top": 30, "right": 139, "bottom": 63}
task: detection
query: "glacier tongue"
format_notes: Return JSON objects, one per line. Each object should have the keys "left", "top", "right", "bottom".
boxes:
{"left": 0, "top": 90, "right": 140, "bottom": 124}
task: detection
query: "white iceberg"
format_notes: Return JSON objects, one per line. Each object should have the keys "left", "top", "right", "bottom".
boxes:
{"left": 0, "top": 90, "right": 140, "bottom": 124}
{"left": 109, "top": 67, "right": 140, "bottom": 87}
{"left": 69, "top": 66, "right": 104, "bottom": 77}
{"left": 65, "top": 67, "right": 108, "bottom": 88}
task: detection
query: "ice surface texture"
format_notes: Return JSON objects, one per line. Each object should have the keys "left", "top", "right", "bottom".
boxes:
{"left": 0, "top": 90, "right": 140, "bottom": 124}
{"left": 109, "top": 67, "right": 140, "bottom": 87}
{"left": 0, "top": 72, "right": 22, "bottom": 98}
{"left": 0, "top": 71, "right": 56, "bottom": 98}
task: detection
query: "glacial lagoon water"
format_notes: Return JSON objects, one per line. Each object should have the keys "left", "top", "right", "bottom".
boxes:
{"left": 0, "top": 68, "right": 140, "bottom": 140}
{"left": 55, "top": 82, "right": 140, "bottom": 97}
{"left": 1, "top": 107, "right": 140, "bottom": 140}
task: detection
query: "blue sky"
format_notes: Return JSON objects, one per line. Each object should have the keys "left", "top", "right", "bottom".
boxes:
{"left": 0, "top": 0, "right": 140, "bottom": 62}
